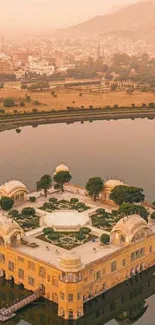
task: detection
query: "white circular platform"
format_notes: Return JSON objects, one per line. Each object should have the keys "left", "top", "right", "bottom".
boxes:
{"left": 43, "top": 210, "right": 89, "bottom": 231}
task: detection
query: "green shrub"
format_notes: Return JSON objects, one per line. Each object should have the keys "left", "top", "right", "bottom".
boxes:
{"left": 29, "top": 196, "right": 36, "bottom": 202}
{"left": 100, "top": 220, "right": 107, "bottom": 227}
{"left": 75, "top": 232, "right": 86, "bottom": 241}
{"left": 80, "top": 227, "right": 91, "bottom": 234}
{"left": 100, "top": 234, "right": 110, "bottom": 244}
{"left": 152, "top": 201, "right": 155, "bottom": 208}
{"left": 3, "top": 97, "right": 15, "bottom": 107}
{"left": 151, "top": 212, "right": 155, "bottom": 220}
{"left": 111, "top": 210, "right": 118, "bottom": 216}
{"left": 21, "top": 207, "right": 36, "bottom": 216}
{"left": 75, "top": 202, "right": 86, "bottom": 209}
{"left": 43, "top": 202, "right": 55, "bottom": 210}
{"left": 0, "top": 197, "right": 14, "bottom": 211}
{"left": 48, "top": 232, "right": 60, "bottom": 241}
{"left": 16, "top": 128, "right": 21, "bottom": 133}
{"left": 8, "top": 209, "right": 19, "bottom": 218}
{"left": 96, "top": 208, "right": 105, "bottom": 214}
{"left": 70, "top": 198, "right": 79, "bottom": 204}
{"left": 20, "top": 100, "right": 25, "bottom": 107}
{"left": 43, "top": 227, "right": 54, "bottom": 235}
{"left": 33, "top": 100, "right": 40, "bottom": 105}
{"left": 49, "top": 197, "right": 58, "bottom": 203}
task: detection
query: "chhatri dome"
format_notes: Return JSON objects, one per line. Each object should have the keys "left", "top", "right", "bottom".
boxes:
{"left": 0, "top": 214, "right": 24, "bottom": 246}
{"left": 102, "top": 179, "right": 125, "bottom": 203}
{"left": 0, "top": 180, "right": 28, "bottom": 205}
{"left": 111, "top": 214, "right": 151, "bottom": 245}
{"left": 104, "top": 179, "right": 125, "bottom": 188}
{"left": 59, "top": 251, "right": 83, "bottom": 272}
{"left": 54, "top": 163, "right": 70, "bottom": 175}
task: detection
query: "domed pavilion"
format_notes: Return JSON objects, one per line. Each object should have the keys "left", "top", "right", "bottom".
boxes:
{"left": 59, "top": 251, "right": 83, "bottom": 272}
{"left": 110, "top": 214, "right": 151, "bottom": 245}
{"left": 0, "top": 214, "right": 24, "bottom": 246}
{"left": 102, "top": 179, "right": 125, "bottom": 204}
{"left": 0, "top": 180, "right": 28, "bottom": 205}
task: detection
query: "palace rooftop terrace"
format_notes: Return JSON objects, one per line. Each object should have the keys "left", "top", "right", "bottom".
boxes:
{"left": 15, "top": 233, "right": 121, "bottom": 268}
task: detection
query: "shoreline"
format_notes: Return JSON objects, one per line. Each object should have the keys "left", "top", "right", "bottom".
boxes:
{"left": 1, "top": 108, "right": 155, "bottom": 132}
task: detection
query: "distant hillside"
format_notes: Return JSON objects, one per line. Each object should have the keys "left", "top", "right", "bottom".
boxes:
{"left": 54, "top": 1, "right": 155, "bottom": 39}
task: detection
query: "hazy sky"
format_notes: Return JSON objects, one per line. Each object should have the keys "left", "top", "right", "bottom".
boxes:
{"left": 0, "top": 0, "right": 139, "bottom": 30}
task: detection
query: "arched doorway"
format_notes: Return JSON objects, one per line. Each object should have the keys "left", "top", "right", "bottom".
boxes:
{"left": 136, "top": 265, "right": 140, "bottom": 274}
{"left": 130, "top": 268, "right": 135, "bottom": 276}
{"left": 52, "top": 293, "right": 58, "bottom": 303}
{"left": 0, "top": 269, "right": 5, "bottom": 277}
{"left": 40, "top": 284, "right": 45, "bottom": 295}
{"left": 10, "top": 235, "right": 17, "bottom": 247}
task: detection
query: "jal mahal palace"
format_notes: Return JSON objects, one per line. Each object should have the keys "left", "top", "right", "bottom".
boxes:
{"left": 0, "top": 163, "right": 155, "bottom": 320}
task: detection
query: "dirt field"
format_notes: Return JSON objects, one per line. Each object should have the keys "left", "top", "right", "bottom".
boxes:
{"left": 0, "top": 84, "right": 154, "bottom": 113}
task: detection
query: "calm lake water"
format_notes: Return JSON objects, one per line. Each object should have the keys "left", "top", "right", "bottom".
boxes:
{"left": 0, "top": 118, "right": 155, "bottom": 201}
{"left": 0, "top": 118, "right": 155, "bottom": 323}
{"left": 2, "top": 266, "right": 155, "bottom": 325}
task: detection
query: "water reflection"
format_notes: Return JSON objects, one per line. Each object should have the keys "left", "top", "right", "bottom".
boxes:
{"left": 0, "top": 119, "right": 155, "bottom": 201}
{"left": 1, "top": 265, "right": 155, "bottom": 325}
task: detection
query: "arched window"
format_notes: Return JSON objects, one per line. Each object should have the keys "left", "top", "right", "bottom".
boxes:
{"left": 120, "top": 234, "right": 125, "bottom": 243}
{"left": 60, "top": 307, "right": 65, "bottom": 317}
{"left": 0, "top": 237, "right": 4, "bottom": 246}
{"left": 39, "top": 267, "right": 46, "bottom": 278}
{"left": 141, "top": 231, "right": 146, "bottom": 239}
{"left": 52, "top": 276, "right": 58, "bottom": 287}
{"left": 68, "top": 309, "right": 73, "bottom": 319}
{"left": 52, "top": 292, "right": 58, "bottom": 303}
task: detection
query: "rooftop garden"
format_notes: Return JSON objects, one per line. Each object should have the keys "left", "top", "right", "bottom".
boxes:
{"left": 39, "top": 197, "right": 90, "bottom": 213}
{"left": 91, "top": 203, "right": 149, "bottom": 231}
{"left": 8, "top": 207, "right": 39, "bottom": 232}
{"left": 37, "top": 227, "right": 96, "bottom": 250}
{"left": 91, "top": 208, "right": 120, "bottom": 231}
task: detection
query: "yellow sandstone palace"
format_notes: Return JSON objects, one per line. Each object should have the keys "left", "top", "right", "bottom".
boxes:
{"left": 0, "top": 165, "right": 154, "bottom": 320}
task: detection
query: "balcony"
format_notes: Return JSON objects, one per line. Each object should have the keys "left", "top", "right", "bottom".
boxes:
{"left": 59, "top": 274, "right": 82, "bottom": 283}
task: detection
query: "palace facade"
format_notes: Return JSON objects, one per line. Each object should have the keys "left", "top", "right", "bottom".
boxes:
{"left": 0, "top": 213, "right": 154, "bottom": 320}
